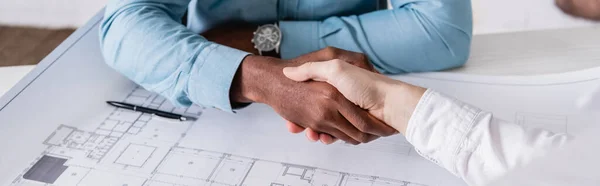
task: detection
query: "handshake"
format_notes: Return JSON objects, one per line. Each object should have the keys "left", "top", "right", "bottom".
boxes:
{"left": 231, "top": 47, "right": 426, "bottom": 145}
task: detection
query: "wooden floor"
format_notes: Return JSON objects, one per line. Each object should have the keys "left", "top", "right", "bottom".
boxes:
{"left": 0, "top": 26, "right": 74, "bottom": 67}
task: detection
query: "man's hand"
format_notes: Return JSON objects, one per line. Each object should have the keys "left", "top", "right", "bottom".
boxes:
{"left": 556, "top": 0, "right": 600, "bottom": 20}
{"left": 283, "top": 47, "right": 381, "bottom": 144}
{"left": 230, "top": 48, "right": 397, "bottom": 145}
{"left": 289, "top": 47, "right": 377, "bottom": 72}
{"left": 283, "top": 59, "right": 427, "bottom": 136}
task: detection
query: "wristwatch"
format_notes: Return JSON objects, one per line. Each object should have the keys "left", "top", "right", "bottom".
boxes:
{"left": 251, "top": 23, "right": 281, "bottom": 57}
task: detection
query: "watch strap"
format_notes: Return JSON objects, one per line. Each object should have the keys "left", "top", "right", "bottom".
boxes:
{"left": 259, "top": 50, "right": 280, "bottom": 58}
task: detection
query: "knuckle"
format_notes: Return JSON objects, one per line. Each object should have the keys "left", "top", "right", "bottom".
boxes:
{"left": 356, "top": 133, "right": 371, "bottom": 143}
{"left": 323, "top": 46, "right": 335, "bottom": 52}
{"left": 348, "top": 140, "right": 360, "bottom": 145}
{"left": 382, "top": 129, "right": 396, "bottom": 136}
{"left": 315, "top": 115, "right": 328, "bottom": 124}
{"left": 320, "top": 88, "right": 340, "bottom": 101}
{"left": 358, "top": 53, "right": 368, "bottom": 61}
{"left": 323, "top": 111, "right": 338, "bottom": 122}
{"left": 323, "top": 46, "right": 339, "bottom": 58}
{"left": 356, "top": 122, "right": 371, "bottom": 133}
{"left": 365, "top": 136, "right": 379, "bottom": 143}
{"left": 303, "top": 61, "right": 315, "bottom": 70}
{"left": 329, "top": 59, "right": 345, "bottom": 73}
{"left": 311, "top": 123, "right": 326, "bottom": 131}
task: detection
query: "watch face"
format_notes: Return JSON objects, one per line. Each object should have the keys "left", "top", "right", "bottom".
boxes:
{"left": 253, "top": 25, "right": 281, "bottom": 51}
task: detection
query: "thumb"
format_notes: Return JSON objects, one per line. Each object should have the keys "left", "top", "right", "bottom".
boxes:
{"left": 283, "top": 60, "right": 339, "bottom": 82}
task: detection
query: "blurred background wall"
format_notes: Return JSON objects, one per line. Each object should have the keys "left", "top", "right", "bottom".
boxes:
{"left": 0, "top": 0, "right": 108, "bottom": 28}
{"left": 0, "top": 0, "right": 596, "bottom": 33}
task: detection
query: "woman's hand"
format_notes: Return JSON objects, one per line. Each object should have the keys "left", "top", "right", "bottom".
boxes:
{"left": 283, "top": 59, "right": 426, "bottom": 144}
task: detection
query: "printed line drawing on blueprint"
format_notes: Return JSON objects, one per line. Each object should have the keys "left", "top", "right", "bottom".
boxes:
{"left": 337, "top": 135, "right": 422, "bottom": 157}
{"left": 11, "top": 88, "right": 426, "bottom": 186}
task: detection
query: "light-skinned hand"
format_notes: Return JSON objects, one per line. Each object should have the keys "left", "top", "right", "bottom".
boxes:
{"left": 283, "top": 59, "right": 426, "bottom": 143}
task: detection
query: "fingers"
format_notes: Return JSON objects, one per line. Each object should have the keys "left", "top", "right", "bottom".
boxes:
{"left": 305, "top": 128, "right": 320, "bottom": 142}
{"left": 289, "top": 46, "right": 376, "bottom": 72}
{"left": 287, "top": 120, "right": 341, "bottom": 144}
{"left": 286, "top": 120, "right": 305, "bottom": 133}
{"left": 319, "top": 133, "right": 338, "bottom": 144}
{"left": 307, "top": 130, "right": 338, "bottom": 144}
{"left": 289, "top": 47, "right": 336, "bottom": 62}
{"left": 322, "top": 127, "right": 361, "bottom": 145}
{"left": 338, "top": 99, "right": 398, "bottom": 137}
{"left": 333, "top": 50, "right": 376, "bottom": 72}
{"left": 333, "top": 112, "right": 379, "bottom": 143}
{"left": 283, "top": 60, "right": 338, "bottom": 82}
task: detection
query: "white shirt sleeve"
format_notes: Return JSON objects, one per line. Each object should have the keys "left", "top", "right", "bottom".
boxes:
{"left": 405, "top": 89, "right": 572, "bottom": 186}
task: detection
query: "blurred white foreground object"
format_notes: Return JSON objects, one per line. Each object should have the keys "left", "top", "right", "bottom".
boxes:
{"left": 0, "top": 65, "right": 35, "bottom": 97}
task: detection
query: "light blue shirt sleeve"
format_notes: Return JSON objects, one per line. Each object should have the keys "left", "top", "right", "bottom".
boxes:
{"left": 100, "top": 0, "right": 471, "bottom": 112}
{"left": 278, "top": 0, "right": 473, "bottom": 74}
{"left": 99, "top": 0, "right": 251, "bottom": 112}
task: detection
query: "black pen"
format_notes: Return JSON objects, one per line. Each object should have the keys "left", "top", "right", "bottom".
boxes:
{"left": 106, "top": 101, "right": 197, "bottom": 121}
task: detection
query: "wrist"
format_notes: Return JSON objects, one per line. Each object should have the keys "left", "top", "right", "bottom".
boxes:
{"left": 230, "top": 55, "right": 263, "bottom": 104}
{"left": 230, "top": 55, "right": 284, "bottom": 104}
{"left": 382, "top": 82, "right": 426, "bottom": 135}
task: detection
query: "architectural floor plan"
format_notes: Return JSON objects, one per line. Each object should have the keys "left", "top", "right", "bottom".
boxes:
{"left": 11, "top": 88, "right": 425, "bottom": 186}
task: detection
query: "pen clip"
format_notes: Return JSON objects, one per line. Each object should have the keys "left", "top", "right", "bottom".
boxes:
{"left": 106, "top": 101, "right": 135, "bottom": 109}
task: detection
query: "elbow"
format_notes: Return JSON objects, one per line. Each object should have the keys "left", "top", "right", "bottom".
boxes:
{"left": 418, "top": 25, "right": 472, "bottom": 72}
{"left": 437, "top": 36, "right": 471, "bottom": 71}
{"left": 375, "top": 14, "right": 472, "bottom": 74}
{"left": 98, "top": 3, "right": 145, "bottom": 69}
{"left": 409, "top": 0, "right": 473, "bottom": 72}
{"left": 99, "top": 22, "right": 116, "bottom": 69}
{"left": 380, "top": 35, "right": 471, "bottom": 74}
{"left": 98, "top": 2, "right": 147, "bottom": 67}
{"left": 99, "top": 18, "right": 112, "bottom": 62}
{"left": 98, "top": 7, "right": 122, "bottom": 68}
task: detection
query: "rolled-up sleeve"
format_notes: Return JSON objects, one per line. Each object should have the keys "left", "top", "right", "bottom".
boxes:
{"left": 279, "top": 0, "right": 473, "bottom": 74}
{"left": 99, "top": 0, "right": 249, "bottom": 112}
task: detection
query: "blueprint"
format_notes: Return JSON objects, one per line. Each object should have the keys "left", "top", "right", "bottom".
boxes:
{"left": 9, "top": 88, "right": 430, "bottom": 186}
{"left": 7, "top": 65, "right": 600, "bottom": 186}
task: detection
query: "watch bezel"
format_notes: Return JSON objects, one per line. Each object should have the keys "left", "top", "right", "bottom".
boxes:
{"left": 251, "top": 23, "right": 281, "bottom": 55}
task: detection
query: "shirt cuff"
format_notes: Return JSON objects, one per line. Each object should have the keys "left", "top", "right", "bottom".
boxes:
{"left": 187, "top": 43, "right": 250, "bottom": 113}
{"left": 279, "top": 21, "right": 322, "bottom": 59}
{"left": 405, "top": 89, "right": 481, "bottom": 175}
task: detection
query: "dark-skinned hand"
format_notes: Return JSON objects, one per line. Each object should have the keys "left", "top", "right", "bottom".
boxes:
{"left": 284, "top": 47, "right": 385, "bottom": 144}
{"left": 229, "top": 47, "right": 397, "bottom": 145}
{"left": 203, "top": 25, "right": 396, "bottom": 144}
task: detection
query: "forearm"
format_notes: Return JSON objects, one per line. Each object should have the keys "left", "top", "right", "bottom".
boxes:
{"left": 278, "top": 0, "right": 384, "bottom": 21}
{"left": 399, "top": 89, "right": 571, "bottom": 185}
{"left": 279, "top": 0, "right": 473, "bottom": 73}
{"left": 100, "top": 0, "right": 249, "bottom": 111}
